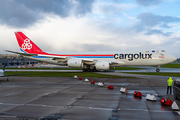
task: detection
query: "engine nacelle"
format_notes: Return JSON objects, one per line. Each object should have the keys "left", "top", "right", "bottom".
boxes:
{"left": 95, "top": 61, "right": 109, "bottom": 70}
{"left": 67, "top": 59, "right": 83, "bottom": 68}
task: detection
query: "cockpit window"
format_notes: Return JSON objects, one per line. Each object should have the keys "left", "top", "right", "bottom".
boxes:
{"left": 162, "top": 50, "right": 166, "bottom": 52}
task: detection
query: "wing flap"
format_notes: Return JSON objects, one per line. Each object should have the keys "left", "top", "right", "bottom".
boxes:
{"left": 82, "top": 59, "right": 95, "bottom": 62}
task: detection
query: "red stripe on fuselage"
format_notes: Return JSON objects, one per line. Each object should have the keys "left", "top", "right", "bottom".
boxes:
{"left": 37, "top": 52, "right": 114, "bottom": 57}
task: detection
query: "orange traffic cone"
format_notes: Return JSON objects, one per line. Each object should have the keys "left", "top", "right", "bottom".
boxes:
{"left": 125, "top": 87, "right": 128, "bottom": 94}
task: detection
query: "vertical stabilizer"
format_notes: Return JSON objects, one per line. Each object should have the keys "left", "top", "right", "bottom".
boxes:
{"left": 15, "top": 32, "right": 44, "bottom": 54}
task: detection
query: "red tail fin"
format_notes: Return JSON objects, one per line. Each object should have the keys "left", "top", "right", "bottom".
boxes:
{"left": 15, "top": 32, "right": 44, "bottom": 54}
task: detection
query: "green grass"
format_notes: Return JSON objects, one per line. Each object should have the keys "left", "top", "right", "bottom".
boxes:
{"left": 111, "top": 67, "right": 142, "bottom": 70}
{"left": 125, "top": 72, "right": 180, "bottom": 77}
{"left": 160, "top": 64, "right": 180, "bottom": 68}
{"left": 5, "top": 71, "right": 133, "bottom": 78}
{"left": 1, "top": 66, "right": 142, "bottom": 70}
{"left": 1, "top": 67, "right": 82, "bottom": 70}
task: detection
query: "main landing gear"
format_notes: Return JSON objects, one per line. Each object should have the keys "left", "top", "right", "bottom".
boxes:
{"left": 156, "top": 65, "right": 160, "bottom": 72}
{"left": 82, "top": 66, "right": 98, "bottom": 72}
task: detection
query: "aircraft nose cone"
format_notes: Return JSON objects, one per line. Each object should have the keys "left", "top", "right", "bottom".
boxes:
{"left": 170, "top": 55, "right": 177, "bottom": 62}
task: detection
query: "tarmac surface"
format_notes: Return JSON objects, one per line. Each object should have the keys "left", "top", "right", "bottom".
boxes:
{"left": 0, "top": 76, "right": 180, "bottom": 120}
{"left": 97, "top": 72, "right": 180, "bottom": 80}
{"left": 5, "top": 66, "right": 180, "bottom": 73}
{"left": 114, "top": 66, "right": 180, "bottom": 73}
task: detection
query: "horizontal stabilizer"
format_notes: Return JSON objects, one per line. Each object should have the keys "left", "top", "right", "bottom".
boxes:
{"left": 5, "top": 50, "right": 38, "bottom": 56}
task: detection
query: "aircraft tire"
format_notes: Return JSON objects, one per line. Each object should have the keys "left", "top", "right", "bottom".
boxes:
{"left": 156, "top": 69, "right": 160, "bottom": 72}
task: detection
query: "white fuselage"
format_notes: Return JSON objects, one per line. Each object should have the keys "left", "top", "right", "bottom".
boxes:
{"left": 22, "top": 50, "right": 176, "bottom": 67}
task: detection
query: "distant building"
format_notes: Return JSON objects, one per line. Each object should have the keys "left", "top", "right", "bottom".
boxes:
{"left": 0, "top": 54, "right": 38, "bottom": 66}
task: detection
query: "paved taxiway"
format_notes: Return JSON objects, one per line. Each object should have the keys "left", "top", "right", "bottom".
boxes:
{"left": 114, "top": 66, "right": 180, "bottom": 73}
{"left": 0, "top": 76, "right": 180, "bottom": 120}
{"left": 97, "top": 72, "right": 180, "bottom": 80}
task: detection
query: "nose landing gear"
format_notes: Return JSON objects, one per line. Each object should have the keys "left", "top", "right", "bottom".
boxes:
{"left": 156, "top": 66, "right": 160, "bottom": 72}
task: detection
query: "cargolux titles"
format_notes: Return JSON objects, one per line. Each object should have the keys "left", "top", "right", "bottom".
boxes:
{"left": 114, "top": 52, "right": 152, "bottom": 61}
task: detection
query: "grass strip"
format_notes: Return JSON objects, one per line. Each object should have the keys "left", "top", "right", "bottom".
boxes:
{"left": 125, "top": 72, "right": 180, "bottom": 77}
{"left": 1, "top": 66, "right": 142, "bottom": 70}
{"left": 156, "top": 63, "right": 180, "bottom": 68}
{"left": 5, "top": 71, "right": 133, "bottom": 78}
{"left": 110, "top": 67, "right": 143, "bottom": 70}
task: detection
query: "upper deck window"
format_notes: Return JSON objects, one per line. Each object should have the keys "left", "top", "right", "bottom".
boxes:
{"left": 162, "top": 50, "right": 166, "bottom": 52}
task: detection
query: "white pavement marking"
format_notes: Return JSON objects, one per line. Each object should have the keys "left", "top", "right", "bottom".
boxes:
{"left": 89, "top": 107, "right": 113, "bottom": 111}
{"left": 0, "top": 102, "right": 61, "bottom": 108}
{"left": 0, "top": 102, "right": 173, "bottom": 113}
{"left": 0, "top": 103, "right": 24, "bottom": 106}
{"left": 0, "top": 115, "right": 17, "bottom": 118}
{"left": 118, "top": 108, "right": 171, "bottom": 112}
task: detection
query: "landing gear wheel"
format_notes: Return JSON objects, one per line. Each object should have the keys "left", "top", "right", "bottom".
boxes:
{"left": 156, "top": 69, "right": 160, "bottom": 72}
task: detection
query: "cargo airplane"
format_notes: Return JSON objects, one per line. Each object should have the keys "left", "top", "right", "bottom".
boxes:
{"left": 6, "top": 32, "right": 177, "bottom": 72}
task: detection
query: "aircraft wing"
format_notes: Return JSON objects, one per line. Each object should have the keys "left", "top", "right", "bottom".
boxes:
{"left": 109, "top": 61, "right": 126, "bottom": 65}
{"left": 5, "top": 50, "right": 125, "bottom": 66}
{"left": 38, "top": 55, "right": 96, "bottom": 62}
{"left": 83, "top": 59, "right": 125, "bottom": 66}
{"left": 5, "top": 50, "right": 68, "bottom": 60}
{"left": 51, "top": 57, "right": 125, "bottom": 66}
{"left": 5, "top": 50, "right": 38, "bottom": 56}
{"left": 38, "top": 54, "right": 66, "bottom": 59}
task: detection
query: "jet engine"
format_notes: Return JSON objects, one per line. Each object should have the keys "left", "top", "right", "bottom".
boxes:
{"left": 95, "top": 61, "right": 109, "bottom": 70}
{"left": 67, "top": 59, "right": 83, "bottom": 68}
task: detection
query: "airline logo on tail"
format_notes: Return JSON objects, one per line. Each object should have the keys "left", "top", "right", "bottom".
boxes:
{"left": 22, "top": 39, "right": 32, "bottom": 50}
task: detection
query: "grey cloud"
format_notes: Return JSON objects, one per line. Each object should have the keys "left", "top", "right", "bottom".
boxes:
{"left": 75, "top": 0, "right": 94, "bottom": 16}
{"left": 136, "top": 0, "right": 164, "bottom": 7}
{"left": 16, "top": 0, "right": 72, "bottom": 17}
{"left": 79, "top": 43, "right": 120, "bottom": 51}
{"left": 137, "top": 13, "right": 180, "bottom": 27}
{"left": 145, "top": 29, "right": 172, "bottom": 36}
{"left": 134, "top": 12, "right": 180, "bottom": 36}
{"left": 100, "top": 4, "right": 123, "bottom": 14}
{"left": 0, "top": 0, "right": 95, "bottom": 28}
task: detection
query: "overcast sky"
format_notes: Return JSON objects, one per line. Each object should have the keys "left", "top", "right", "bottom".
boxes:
{"left": 0, "top": 0, "right": 180, "bottom": 57}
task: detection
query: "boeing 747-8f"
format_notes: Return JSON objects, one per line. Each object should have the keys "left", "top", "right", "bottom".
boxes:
{"left": 6, "top": 32, "right": 177, "bottom": 72}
